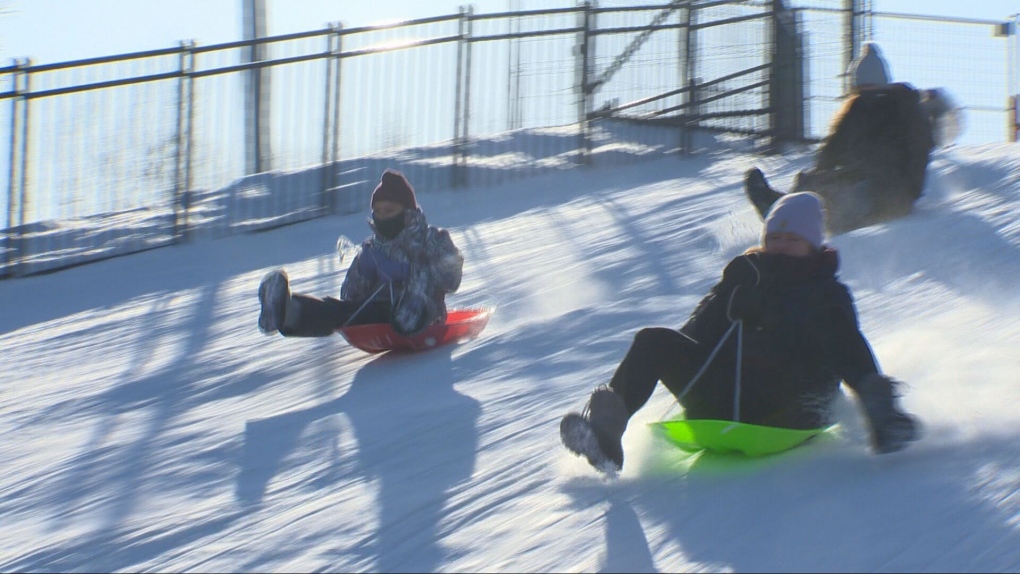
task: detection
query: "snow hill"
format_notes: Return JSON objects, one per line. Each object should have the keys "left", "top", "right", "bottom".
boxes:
{"left": 2, "top": 139, "right": 1020, "bottom": 572}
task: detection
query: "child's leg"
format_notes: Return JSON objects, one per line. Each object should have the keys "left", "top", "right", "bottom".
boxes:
{"left": 608, "top": 327, "right": 700, "bottom": 415}
{"left": 744, "top": 168, "right": 785, "bottom": 219}
{"left": 561, "top": 327, "right": 700, "bottom": 472}
{"left": 281, "top": 294, "right": 391, "bottom": 337}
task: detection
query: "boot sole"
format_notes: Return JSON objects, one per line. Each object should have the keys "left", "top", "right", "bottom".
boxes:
{"left": 560, "top": 414, "right": 620, "bottom": 475}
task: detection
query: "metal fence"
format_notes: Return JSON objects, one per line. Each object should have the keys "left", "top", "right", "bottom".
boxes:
{"left": 870, "top": 11, "right": 1017, "bottom": 145}
{"left": 791, "top": 2, "right": 1017, "bottom": 145}
{"left": 1, "top": 0, "right": 1017, "bottom": 278}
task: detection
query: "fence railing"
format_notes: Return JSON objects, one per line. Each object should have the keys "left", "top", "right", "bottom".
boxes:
{"left": 2, "top": 0, "right": 791, "bottom": 278}
{"left": 1, "top": 0, "right": 1016, "bottom": 279}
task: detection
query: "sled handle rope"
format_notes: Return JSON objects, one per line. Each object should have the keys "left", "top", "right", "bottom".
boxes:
{"left": 338, "top": 240, "right": 404, "bottom": 328}
{"left": 660, "top": 319, "right": 745, "bottom": 423}
{"left": 341, "top": 282, "right": 387, "bottom": 328}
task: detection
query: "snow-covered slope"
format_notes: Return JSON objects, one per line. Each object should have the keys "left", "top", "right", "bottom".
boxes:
{"left": 2, "top": 141, "right": 1019, "bottom": 572}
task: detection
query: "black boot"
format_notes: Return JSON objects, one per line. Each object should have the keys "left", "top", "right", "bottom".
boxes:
{"left": 744, "top": 167, "right": 785, "bottom": 219}
{"left": 560, "top": 387, "right": 630, "bottom": 473}
{"left": 855, "top": 374, "right": 921, "bottom": 454}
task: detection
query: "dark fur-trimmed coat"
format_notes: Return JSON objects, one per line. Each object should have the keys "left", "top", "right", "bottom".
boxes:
{"left": 342, "top": 207, "right": 463, "bottom": 335}
{"left": 677, "top": 248, "right": 880, "bottom": 429}
{"left": 795, "top": 83, "right": 935, "bottom": 233}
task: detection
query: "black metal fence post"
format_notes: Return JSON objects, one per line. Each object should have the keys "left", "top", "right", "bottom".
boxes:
{"left": 3, "top": 60, "right": 25, "bottom": 278}
{"left": 320, "top": 25, "right": 337, "bottom": 213}
{"left": 1011, "top": 95, "right": 1019, "bottom": 142}
{"left": 578, "top": 1, "right": 593, "bottom": 165}
{"left": 332, "top": 24, "right": 344, "bottom": 212}
{"left": 173, "top": 42, "right": 193, "bottom": 243}
{"left": 681, "top": 5, "right": 696, "bottom": 156}
{"left": 770, "top": 0, "right": 805, "bottom": 152}
{"left": 454, "top": 6, "right": 473, "bottom": 188}
{"left": 13, "top": 59, "right": 32, "bottom": 276}
{"left": 183, "top": 43, "right": 195, "bottom": 241}
{"left": 682, "top": 77, "right": 697, "bottom": 155}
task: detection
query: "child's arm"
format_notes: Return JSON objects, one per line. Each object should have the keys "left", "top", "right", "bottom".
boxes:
{"left": 816, "top": 285, "right": 882, "bottom": 388}
{"left": 680, "top": 255, "right": 756, "bottom": 343}
{"left": 341, "top": 248, "right": 379, "bottom": 303}
{"left": 425, "top": 228, "right": 464, "bottom": 294}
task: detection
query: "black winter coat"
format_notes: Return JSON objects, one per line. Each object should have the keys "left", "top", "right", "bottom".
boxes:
{"left": 677, "top": 248, "right": 879, "bottom": 429}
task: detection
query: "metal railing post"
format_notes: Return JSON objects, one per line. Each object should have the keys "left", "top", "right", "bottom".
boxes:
{"left": 454, "top": 6, "right": 473, "bottom": 188}
{"left": 13, "top": 59, "right": 32, "bottom": 276}
{"left": 4, "top": 60, "right": 24, "bottom": 277}
{"left": 1011, "top": 95, "right": 1019, "bottom": 142}
{"left": 453, "top": 8, "right": 465, "bottom": 188}
{"left": 768, "top": 0, "right": 781, "bottom": 154}
{"left": 183, "top": 42, "right": 195, "bottom": 241}
{"left": 843, "top": 0, "right": 856, "bottom": 93}
{"left": 681, "top": 5, "right": 696, "bottom": 157}
{"left": 333, "top": 24, "right": 344, "bottom": 210}
{"left": 173, "top": 41, "right": 193, "bottom": 243}
{"left": 320, "top": 24, "right": 338, "bottom": 213}
{"left": 578, "top": 1, "right": 593, "bottom": 165}
{"left": 1009, "top": 16, "right": 1019, "bottom": 142}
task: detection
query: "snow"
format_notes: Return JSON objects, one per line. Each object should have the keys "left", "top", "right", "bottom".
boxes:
{"left": 2, "top": 137, "right": 1020, "bottom": 572}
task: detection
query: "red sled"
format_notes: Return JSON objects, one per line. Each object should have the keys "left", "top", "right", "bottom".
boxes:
{"left": 337, "top": 307, "right": 493, "bottom": 354}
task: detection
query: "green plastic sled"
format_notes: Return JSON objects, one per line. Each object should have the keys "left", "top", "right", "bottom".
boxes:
{"left": 651, "top": 419, "right": 834, "bottom": 457}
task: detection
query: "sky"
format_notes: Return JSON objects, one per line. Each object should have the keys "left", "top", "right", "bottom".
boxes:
{"left": 1, "top": 0, "right": 1017, "bottom": 64}
{"left": 2, "top": 125, "right": 1019, "bottom": 571}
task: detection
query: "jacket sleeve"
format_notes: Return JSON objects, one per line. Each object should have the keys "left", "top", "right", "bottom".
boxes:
{"left": 814, "top": 283, "right": 881, "bottom": 391}
{"left": 425, "top": 228, "right": 463, "bottom": 294}
{"left": 341, "top": 247, "right": 379, "bottom": 303}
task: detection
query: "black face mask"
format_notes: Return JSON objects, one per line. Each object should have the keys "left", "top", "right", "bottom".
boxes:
{"left": 373, "top": 212, "right": 406, "bottom": 240}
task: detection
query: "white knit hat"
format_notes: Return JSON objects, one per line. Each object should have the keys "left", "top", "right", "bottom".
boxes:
{"left": 848, "top": 42, "right": 890, "bottom": 89}
{"left": 763, "top": 192, "right": 826, "bottom": 250}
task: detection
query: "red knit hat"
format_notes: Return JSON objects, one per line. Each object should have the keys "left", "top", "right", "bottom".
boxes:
{"left": 371, "top": 169, "right": 417, "bottom": 211}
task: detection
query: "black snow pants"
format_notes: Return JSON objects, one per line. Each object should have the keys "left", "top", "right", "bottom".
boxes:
{"left": 281, "top": 294, "right": 392, "bottom": 337}
{"left": 608, "top": 327, "right": 733, "bottom": 421}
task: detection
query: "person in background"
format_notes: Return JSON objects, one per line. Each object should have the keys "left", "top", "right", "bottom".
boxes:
{"left": 746, "top": 42, "right": 941, "bottom": 234}
{"left": 257, "top": 169, "right": 463, "bottom": 338}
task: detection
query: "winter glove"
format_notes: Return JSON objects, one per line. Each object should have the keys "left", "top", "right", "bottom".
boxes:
{"left": 358, "top": 246, "right": 410, "bottom": 284}
{"left": 854, "top": 374, "right": 921, "bottom": 454}
{"left": 720, "top": 255, "right": 777, "bottom": 327}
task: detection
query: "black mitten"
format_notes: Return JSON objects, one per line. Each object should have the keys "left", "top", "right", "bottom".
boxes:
{"left": 854, "top": 374, "right": 921, "bottom": 454}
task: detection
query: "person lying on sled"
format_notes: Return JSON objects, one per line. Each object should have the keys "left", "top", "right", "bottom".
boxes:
{"left": 257, "top": 169, "right": 464, "bottom": 338}
{"left": 560, "top": 192, "right": 920, "bottom": 473}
